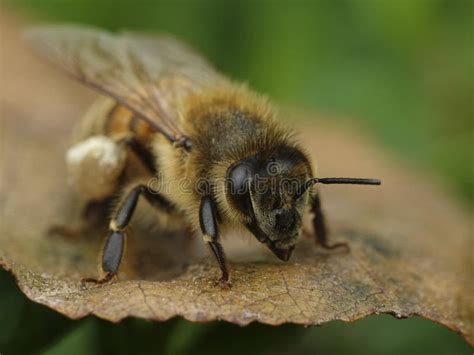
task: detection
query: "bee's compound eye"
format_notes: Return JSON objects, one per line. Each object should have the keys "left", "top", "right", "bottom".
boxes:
{"left": 228, "top": 163, "right": 251, "bottom": 196}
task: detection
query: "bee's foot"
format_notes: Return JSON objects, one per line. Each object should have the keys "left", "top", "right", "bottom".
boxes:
{"left": 81, "top": 273, "right": 114, "bottom": 288}
{"left": 320, "top": 242, "right": 350, "bottom": 253}
{"left": 213, "top": 276, "right": 232, "bottom": 290}
{"left": 48, "top": 224, "right": 82, "bottom": 239}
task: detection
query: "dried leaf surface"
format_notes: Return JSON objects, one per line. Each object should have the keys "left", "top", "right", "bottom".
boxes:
{"left": 0, "top": 13, "right": 472, "bottom": 344}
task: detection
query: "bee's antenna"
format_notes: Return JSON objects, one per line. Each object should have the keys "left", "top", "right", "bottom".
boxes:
{"left": 296, "top": 177, "right": 381, "bottom": 199}
{"left": 309, "top": 177, "right": 381, "bottom": 186}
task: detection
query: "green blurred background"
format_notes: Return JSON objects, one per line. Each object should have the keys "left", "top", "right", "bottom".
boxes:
{"left": 1, "top": 0, "right": 473, "bottom": 354}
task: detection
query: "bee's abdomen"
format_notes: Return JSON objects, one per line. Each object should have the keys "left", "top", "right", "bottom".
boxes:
{"left": 75, "top": 98, "right": 154, "bottom": 144}
{"left": 104, "top": 104, "right": 154, "bottom": 143}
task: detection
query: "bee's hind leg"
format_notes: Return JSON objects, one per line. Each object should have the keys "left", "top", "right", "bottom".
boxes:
{"left": 50, "top": 136, "right": 128, "bottom": 240}
{"left": 53, "top": 135, "right": 155, "bottom": 241}
{"left": 311, "top": 194, "right": 349, "bottom": 252}
{"left": 48, "top": 198, "right": 112, "bottom": 240}
{"left": 67, "top": 135, "right": 127, "bottom": 201}
{"left": 82, "top": 184, "right": 174, "bottom": 286}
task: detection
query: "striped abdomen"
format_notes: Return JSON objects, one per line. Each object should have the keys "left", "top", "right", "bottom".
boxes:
{"left": 74, "top": 98, "right": 155, "bottom": 146}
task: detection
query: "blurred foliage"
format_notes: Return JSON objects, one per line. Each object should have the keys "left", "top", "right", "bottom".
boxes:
{"left": 2, "top": 0, "right": 473, "bottom": 354}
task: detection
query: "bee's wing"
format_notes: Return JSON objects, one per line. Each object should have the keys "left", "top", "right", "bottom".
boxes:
{"left": 25, "top": 25, "right": 224, "bottom": 145}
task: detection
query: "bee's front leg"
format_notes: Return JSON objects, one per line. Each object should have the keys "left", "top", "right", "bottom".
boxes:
{"left": 199, "top": 195, "right": 230, "bottom": 288}
{"left": 311, "top": 194, "right": 349, "bottom": 252}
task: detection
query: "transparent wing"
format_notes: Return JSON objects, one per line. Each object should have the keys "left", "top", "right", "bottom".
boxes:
{"left": 25, "top": 25, "right": 224, "bottom": 145}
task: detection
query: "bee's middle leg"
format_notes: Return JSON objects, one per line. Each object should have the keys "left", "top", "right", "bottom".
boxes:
{"left": 82, "top": 184, "right": 174, "bottom": 285}
{"left": 311, "top": 194, "right": 349, "bottom": 252}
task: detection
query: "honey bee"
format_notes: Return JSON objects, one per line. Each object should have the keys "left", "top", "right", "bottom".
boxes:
{"left": 26, "top": 25, "right": 380, "bottom": 286}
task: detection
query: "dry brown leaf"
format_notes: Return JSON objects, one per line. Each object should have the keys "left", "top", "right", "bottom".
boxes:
{"left": 1, "top": 12, "right": 472, "bottom": 345}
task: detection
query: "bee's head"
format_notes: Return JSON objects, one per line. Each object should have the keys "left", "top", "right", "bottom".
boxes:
{"left": 226, "top": 146, "right": 311, "bottom": 261}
